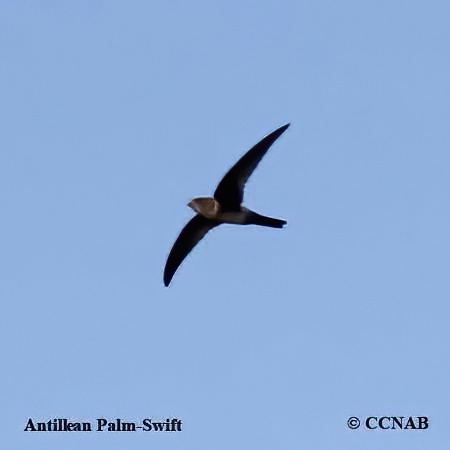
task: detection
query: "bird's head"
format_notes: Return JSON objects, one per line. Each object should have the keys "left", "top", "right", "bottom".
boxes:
{"left": 187, "top": 197, "right": 220, "bottom": 219}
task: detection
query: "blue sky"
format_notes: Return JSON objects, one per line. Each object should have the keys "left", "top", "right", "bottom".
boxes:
{"left": 1, "top": 1, "right": 449, "bottom": 449}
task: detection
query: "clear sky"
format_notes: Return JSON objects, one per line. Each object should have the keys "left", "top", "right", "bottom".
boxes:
{"left": 1, "top": 1, "right": 449, "bottom": 449}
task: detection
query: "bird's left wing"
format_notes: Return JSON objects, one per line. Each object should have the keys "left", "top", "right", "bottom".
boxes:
{"left": 164, "top": 214, "right": 220, "bottom": 286}
{"left": 214, "top": 123, "right": 290, "bottom": 209}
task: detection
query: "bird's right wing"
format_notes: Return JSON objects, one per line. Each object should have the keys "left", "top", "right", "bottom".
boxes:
{"left": 214, "top": 123, "right": 290, "bottom": 209}
{"left": 164, "top": 214, "right": 220, "bottom": 286}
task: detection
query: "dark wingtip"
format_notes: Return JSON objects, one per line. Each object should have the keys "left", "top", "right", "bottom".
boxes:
{"left": 270, "top": 123, "right": 290, "bottom": 139}
{"left": 163, "top": 272, "right": 171, "bottom": 287}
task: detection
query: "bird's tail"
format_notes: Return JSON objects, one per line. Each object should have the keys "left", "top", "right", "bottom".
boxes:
{"left": 248, "top": 212, "right": 287, "bottom": 228}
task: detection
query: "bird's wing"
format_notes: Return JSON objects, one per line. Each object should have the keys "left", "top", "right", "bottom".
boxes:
{"left": 164, "top": 214, "right": 220, "bottom": 286}
{"left": 213, "top": 123, "right": 290, "bottom": 210}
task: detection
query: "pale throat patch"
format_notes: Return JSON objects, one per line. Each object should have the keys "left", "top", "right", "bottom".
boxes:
{"left": 187, "top": 197, "right": 220, "bottom": 219}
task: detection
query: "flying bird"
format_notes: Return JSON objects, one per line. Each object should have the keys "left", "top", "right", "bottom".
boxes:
{"left": 164, "top": 123, "right": 290, "bottom": 286}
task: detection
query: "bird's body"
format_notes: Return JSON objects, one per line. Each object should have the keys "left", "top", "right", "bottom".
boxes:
{"left": 164, "top": 123, "right": 290, "bottom": 286}
{"left": 187, "top": 197, "right": 286, "bottom": 227}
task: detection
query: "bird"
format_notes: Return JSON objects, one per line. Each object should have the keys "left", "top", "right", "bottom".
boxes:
{"left": 163, "top": 123, "right": 290, "bottom": 286}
